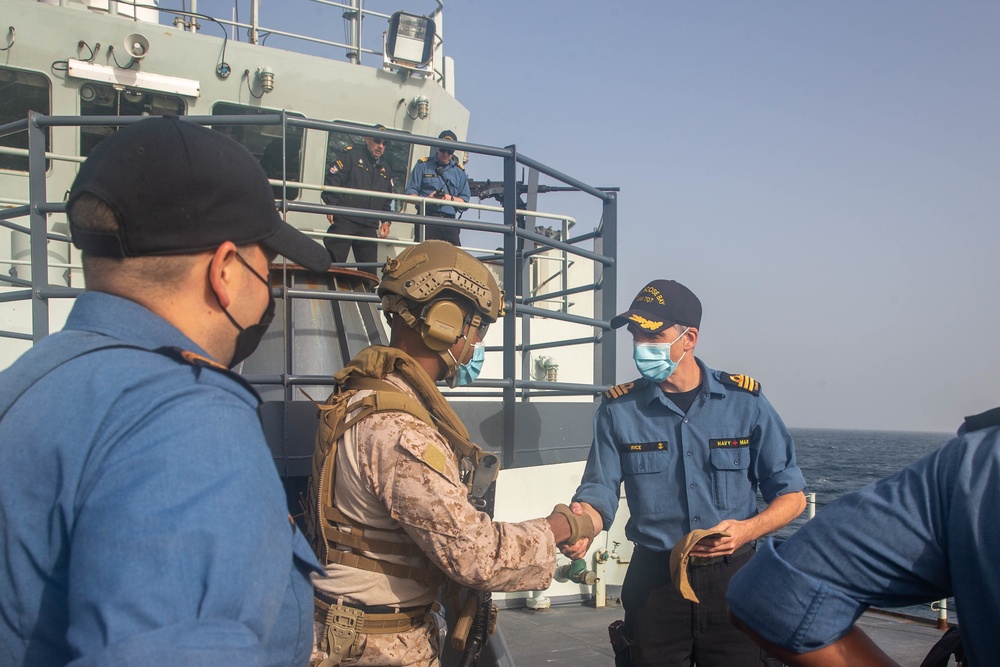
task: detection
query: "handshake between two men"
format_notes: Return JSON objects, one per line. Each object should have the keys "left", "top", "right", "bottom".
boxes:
{"left": 546, "top": 501, "right": 603, "bottom": 558}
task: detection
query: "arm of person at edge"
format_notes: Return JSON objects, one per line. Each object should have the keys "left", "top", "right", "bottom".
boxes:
{"left": 729, "top": 616, "right": 900, "bottom": 667}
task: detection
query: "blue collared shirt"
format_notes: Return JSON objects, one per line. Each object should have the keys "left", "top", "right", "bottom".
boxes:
{"left": 404, "top": 156, "right": 470, "bottom": 216}
{"left": 573, "top": 358, "right": 805, "bottom": 551}
{"left": 727, "top": 420, "right": 1000, "bottom": 665}
{"left": 0, "top": 291, "right": 322, "bottom": 667}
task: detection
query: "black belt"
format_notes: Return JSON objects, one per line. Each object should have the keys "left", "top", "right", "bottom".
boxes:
{"left": 687, "top": 542, "right": 754, "bottom": 567}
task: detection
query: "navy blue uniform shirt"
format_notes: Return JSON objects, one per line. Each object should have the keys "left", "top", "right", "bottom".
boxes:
{"left": 574, "top": 358, "right": 806, "bottom": 551}
{"left": 0, "top": 292, "right": 322, "bottom": 667}
{"left": 728, "top": 417, "right": 1000, "bottom": 665}
{"left": 404, "top": 155, "right": 470, "bottom": 217}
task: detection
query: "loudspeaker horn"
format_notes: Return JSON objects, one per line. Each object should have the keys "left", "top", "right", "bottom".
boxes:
{"left": 123, "top": 33, "right": 150, "bottom": 60}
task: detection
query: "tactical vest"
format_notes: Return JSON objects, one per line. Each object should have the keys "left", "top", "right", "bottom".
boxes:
{"left": 303, "top": 346, "right": 497, "bottom": 588}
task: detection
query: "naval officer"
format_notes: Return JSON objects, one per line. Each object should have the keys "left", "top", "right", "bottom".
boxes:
{"left": 567, "top": 279, "right": 807, "bottom": 667}
{"left": 404, "top": 130, "right": 471, "bottom": 246}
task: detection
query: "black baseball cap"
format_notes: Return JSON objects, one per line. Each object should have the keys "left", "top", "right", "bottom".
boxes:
{"left": 68, "top": 116, "right": 331, "bottom": 272}
{"left": 610, "top": 280, "right": 702, "bottom": 332}
{"left": 437, "top": 129, "right": 457, "bottom": 151}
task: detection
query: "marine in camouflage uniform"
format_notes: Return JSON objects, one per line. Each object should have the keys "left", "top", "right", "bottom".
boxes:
{"left": 307, "top": 241, "right": 600, "bottom": 667}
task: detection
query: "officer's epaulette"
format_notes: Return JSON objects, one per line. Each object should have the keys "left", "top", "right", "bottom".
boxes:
{"left": 719, "top": 372, "right": 761, "bottom": 396}
{"left": 604, "top": 382, "right": 636, "bottom": 401}
{"left": 418, "top": 156, "right": 431, "bottom": 163}
{"left": 963, "top": 406, "right": 1000, "bottom": 432}
{"left": 343, "top": 145, "right": 355, "bottom": 151}
{"left": 454, "top": 160, "right": 465, "bottom": 170}
{"left": 165, "top": 347, "right": 229, "bottom": 371}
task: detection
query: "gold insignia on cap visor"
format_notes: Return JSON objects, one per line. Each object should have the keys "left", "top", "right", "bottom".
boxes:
{"left": 628, "top": 314, "right": 663, "bottom": 330}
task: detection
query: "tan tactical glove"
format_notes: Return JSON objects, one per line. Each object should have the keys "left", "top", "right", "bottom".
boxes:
{"left": 551, "top": 503, "right": 597, "bottom": 545}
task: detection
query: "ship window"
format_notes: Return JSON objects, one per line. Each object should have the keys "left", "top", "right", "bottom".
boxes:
{"left": 211, "top": 103, "right": 305, "bottom": 201}
{"left": 0, "top": 67, "right": 51, "bottom": 172}
{"left": 326, "top": 124, "right": 410, "bottom": 208}
{"left": 79, "top": 84, "right": 186, "bottom": 157}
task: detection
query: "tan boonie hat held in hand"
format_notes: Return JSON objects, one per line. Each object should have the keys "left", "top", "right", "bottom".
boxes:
{"left": 668, "top": 529, "right": 731, "bottom": 603}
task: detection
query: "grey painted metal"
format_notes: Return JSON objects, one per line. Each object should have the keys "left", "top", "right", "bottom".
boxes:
{"left": 597, "top": 193, "right": 618, "bottom": 389}
{"left": 522, "top": 282, "right": 597, "bottom": 305}
{"left": 502, "top": 146, "right": 518, "bottom": 468}
{"left": 0, "top": 275, "right": 31, "bottom": 288}
{"left": 516, "top": 303, "right": 609, "bottom": 329}
{"left": 0, "top": 329, "right": 33, "bottom": 341}
{"left": 0, "top": 205, "right": 30, "bottom": 222}
{"left": 28, "top": 112, "right": 49, "bottom": 342}
{"left": 0, "top": 290, "right": 32, "bottom": 303}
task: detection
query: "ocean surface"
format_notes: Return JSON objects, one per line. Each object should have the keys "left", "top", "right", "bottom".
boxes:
{"left": 775, "top": 427, "right": 957, "bottom": 622}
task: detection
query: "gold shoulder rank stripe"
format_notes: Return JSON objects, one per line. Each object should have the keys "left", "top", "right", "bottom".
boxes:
{"left": 179, "top": 349, "right": 228, "bottom": 371}
{"left": 418, "top": 156, "right": 430, "bottom": 163}
{"left": 721, "top": 373, "right": 761, "bottom": 395}
{"left": 604, "top": 381, "right": 635, "bottom": 400}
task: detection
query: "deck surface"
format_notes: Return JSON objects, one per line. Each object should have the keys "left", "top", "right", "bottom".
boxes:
{"left": 496, "top": 601, "right": 945, "bottom": 666}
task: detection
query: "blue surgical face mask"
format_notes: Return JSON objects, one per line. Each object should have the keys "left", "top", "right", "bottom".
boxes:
{"left": 633, "top": 328, "right": 689, "bottom": 383}
{"left": 452, "top": 341, "right": 485, "bottom": 387}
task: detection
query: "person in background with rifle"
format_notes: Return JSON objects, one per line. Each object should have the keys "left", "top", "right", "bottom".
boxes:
{"left": 304, "top": 240, "right": 600, "bottom": 667}
{"left": 404, "top": 130, "right": 471, "bottom": 246}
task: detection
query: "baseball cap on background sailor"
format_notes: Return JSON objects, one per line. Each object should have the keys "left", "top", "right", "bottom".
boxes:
{"left": 437, "top": 129, "right": 457, "bottom": 151}
{"left": 610, "top": 279, "right": 702, "bottom": 333}
{"left": 67, "top": 116, "right": 331, "bottom": 273}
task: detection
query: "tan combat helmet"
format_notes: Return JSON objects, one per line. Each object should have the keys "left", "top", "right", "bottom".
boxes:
{"left": 378, "top": 240, "right": 504, "bottom": 380}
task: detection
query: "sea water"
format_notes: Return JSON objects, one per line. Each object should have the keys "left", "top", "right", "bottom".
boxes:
{"left": 777, "top": 427, "right": 956, "bottom": 621}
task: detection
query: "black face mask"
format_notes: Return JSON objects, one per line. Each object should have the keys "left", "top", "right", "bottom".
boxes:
{"left": 220, "top": 253, "right": 275, "bottom": 368}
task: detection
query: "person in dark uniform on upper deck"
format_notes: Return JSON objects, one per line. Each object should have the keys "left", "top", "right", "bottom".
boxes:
{"left": 321, "top": 124, "right": 394, "bottom": 265}
{"left": 404, "top": 130, "right": 470, "bottom": 246}
{"left": 564, "top": 279, "right": 807, "bottom": 667}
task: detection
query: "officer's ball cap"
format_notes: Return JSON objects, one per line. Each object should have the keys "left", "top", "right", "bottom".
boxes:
{"left": 437, "top": 129, "right": 458, "bottom": 151}
{"left": 67, "top": 116, "right": 331, "bottom": 272}
{"left": 610, "top": 279, "right": 702, "bottom": 332}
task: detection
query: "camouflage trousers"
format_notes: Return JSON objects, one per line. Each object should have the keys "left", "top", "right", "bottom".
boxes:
{"left": 310, "top": 617, "right": 440, "bottom": 667}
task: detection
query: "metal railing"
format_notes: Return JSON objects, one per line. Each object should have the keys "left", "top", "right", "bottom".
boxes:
{"left": 0, "top": 111, "right": 618, "bottom": 467}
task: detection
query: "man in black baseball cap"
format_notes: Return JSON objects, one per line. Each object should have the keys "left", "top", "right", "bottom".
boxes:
{"left": 609, "top": 279, "right": 702, "bottom": 333}
{"left": 0, "top": 116, "right": 326, "bottom": 665}
{"left": 566, "top": 277, "right": 806, "bottom": 667}
{"left": 403, "top": 129, "right": 471, "bottom": 245}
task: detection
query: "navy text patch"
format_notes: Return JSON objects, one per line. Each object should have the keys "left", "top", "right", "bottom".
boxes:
{"left": 709, "top": 437, "right": 750, "bottom": 449}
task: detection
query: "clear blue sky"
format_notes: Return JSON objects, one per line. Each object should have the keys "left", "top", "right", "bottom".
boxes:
{"left": 214, "top": 1, "right": 999, "bottom": 432}
{"left": 438, "top": 2, "right": 1000, "bottom": 433}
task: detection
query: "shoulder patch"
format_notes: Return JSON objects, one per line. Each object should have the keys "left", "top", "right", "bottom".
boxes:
{"left": 423, "top": 443, "right": 448, "bottom": 474}
{"left": 604, "top": 382, "right": 635, "bottom": 401}
{"left": 344, "top": 145, "right": 355, "bottom": 151}
{"left": 963, "top": 406, "right": 1000, "bottom": 432}
{"left": 719, "top": 373, "right": 761, "bottom": 396}
{"left": 454, "top": 161, "right": 465, "bottom": 171}
{"left": 418, "top": 156, "right": 430, "bottom": 163}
